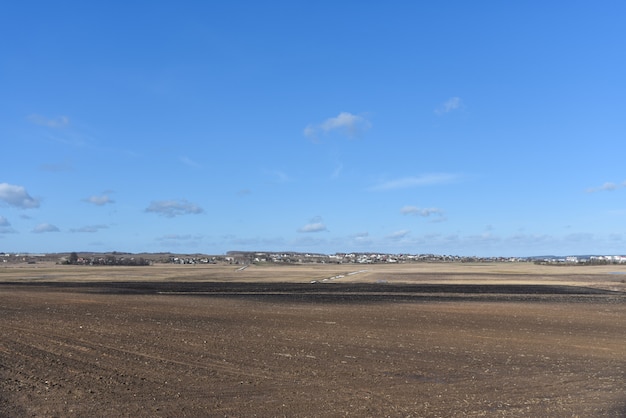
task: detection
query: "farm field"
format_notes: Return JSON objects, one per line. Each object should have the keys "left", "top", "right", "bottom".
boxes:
{"left": 0, "top": 262, "right": 625, "bottom": 416}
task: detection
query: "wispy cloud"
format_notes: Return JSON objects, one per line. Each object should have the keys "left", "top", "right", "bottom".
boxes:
{"left": 156, "top": 234, "right": 204, "bottom": 249}
{"left": 401, "top": 206, "right": 445, "bottom": 218}
{"left": 70, "top": 224, "right": 108, "bottom": 233}
{"left": 387, "top": 230, "right": 410, "bottom": 240}
{"left": 28, "top": 114, "right": 97, "bottom": 148}
{"left": 156, "top": 234, "right": 203, "bottom": 241}
{"left": 27, "top": 114, "right": 70, "bottom": 128}
{"left": 39, "top": 161, "right": 72, "bottom": 172}
{"left": 435, "top": 97, "right": 463, "bottom": 115}
{"left": 304, "top": 112, "right": 371, "bottom": 140}
{"left": 606, "top": 209, "right": 626, "bottom": 216}
{"left": 331, "top": 163, "right": 343, "bottom": 179}
{"left": 83, "top": 193, "right": 115, "bottom": 206}
{"left": 292, "top": 235, "right": 327, "bottom": 248}
{"left": 156, "top": 233, "right": 204, "bottom": 248}
{"left": 370, "top": 173, "right": 458, "bottom": 191}
{"left": 0, "top": 216, "right": 16, "bottom": 234}
{"left": 564, "top": 232, "right": 594, "bottom": 242}
{"left": 298, "top": 217, "right": 328, "bottom": 233}
{"left": 222, "top": 235, "right": 286, "bottom": 249}
{"left": 466, "top": 232, "right": 502, "bottom": 245}
{"left": 349, "top": 232, "right": 372, "bottom": 246}
{"left": 0, "top": 183, "right": 40, "bottom": 208}
{"left": 179, "top": 156, "right": 202, "bottom": 169}
{"left": 32, "top": 223, "right": 60, "bottom": 233}
{"left": 585, "top": 181, "right": 626, "bottom": 193}
{"left": 265, "top": 169, "right": 292, "bottom": 183}
{"left": 145, "top": 199, "right": 204, "bottom": 218}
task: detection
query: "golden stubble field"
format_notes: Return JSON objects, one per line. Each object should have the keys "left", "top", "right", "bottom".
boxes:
{"left": 1, "top": 262, "right": 625, "bottom": 416}
{"left": 2, "top": 261, "right": 626, "bottom": 289}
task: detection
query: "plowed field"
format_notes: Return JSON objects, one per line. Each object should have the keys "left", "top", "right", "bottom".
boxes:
{"left": 1, "top": 263, "right": 624, "bottom": 417}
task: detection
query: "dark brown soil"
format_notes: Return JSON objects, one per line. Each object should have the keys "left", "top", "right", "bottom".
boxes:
{"left": 1, "top": 282, "right": 624, "bottom": 417}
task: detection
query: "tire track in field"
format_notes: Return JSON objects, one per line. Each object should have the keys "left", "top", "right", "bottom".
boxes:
{"left": 0, "top": 324, "right": 274, "bottom": 383}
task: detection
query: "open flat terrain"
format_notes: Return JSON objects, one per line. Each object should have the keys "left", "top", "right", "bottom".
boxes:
{"left": 1, "top": 262, "right": 625, "bottom": 416}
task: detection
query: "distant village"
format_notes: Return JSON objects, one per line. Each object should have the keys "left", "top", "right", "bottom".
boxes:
{"left": 1, "top": 251, "right": 626, "bottom": 266}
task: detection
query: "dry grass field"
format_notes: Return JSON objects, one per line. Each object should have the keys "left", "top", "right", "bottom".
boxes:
{"left": 1, "top": 262, "right": 625, "bottom": 416}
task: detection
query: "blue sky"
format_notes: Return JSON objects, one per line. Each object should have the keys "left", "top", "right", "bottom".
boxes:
{"left": 2, "top": 1, "right": 625, "bottom": 256}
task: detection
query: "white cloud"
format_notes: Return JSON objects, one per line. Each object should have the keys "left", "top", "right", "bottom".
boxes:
{"left": 299, "top": 222, "right": 327, "bottom": 233}
{"left": 32, "top": 223, "right": 60, "bottom": 233}
{"left": 83, "top": 194, "right": 115, "bottom": 206}
{"left": 70, "top": 224, "right": 108, "bottom": 233}
{"left": 27, "top": 114, "right": 70, "bottom": 128}
{"left": 370, "top": 173, "right": 458, "bottom": 191}
{"left": 401, "top": 206, "right": 444, "bottom": 217}
{"left": 585, "top": 181, "right": 626, "bottom": 193}
{"left": 435, "top": 97, "right": 463, "bottom": 115}
{"left": 298, "top": 217, "right": 328, "bottom": 233}
{"left": 320, "top": 112, "right": 367, "bottom": 133}
{"left": 387, "top": 230, "right": 410, "bottom": 240}
{"left": 145, "top": 199, "right": 204, "bottom": 218}
{"left": 304, "top": 112, "right": 371, "bottom": 140}
{"left": 0, "top": 183, "right": 40, "bottom": 208}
